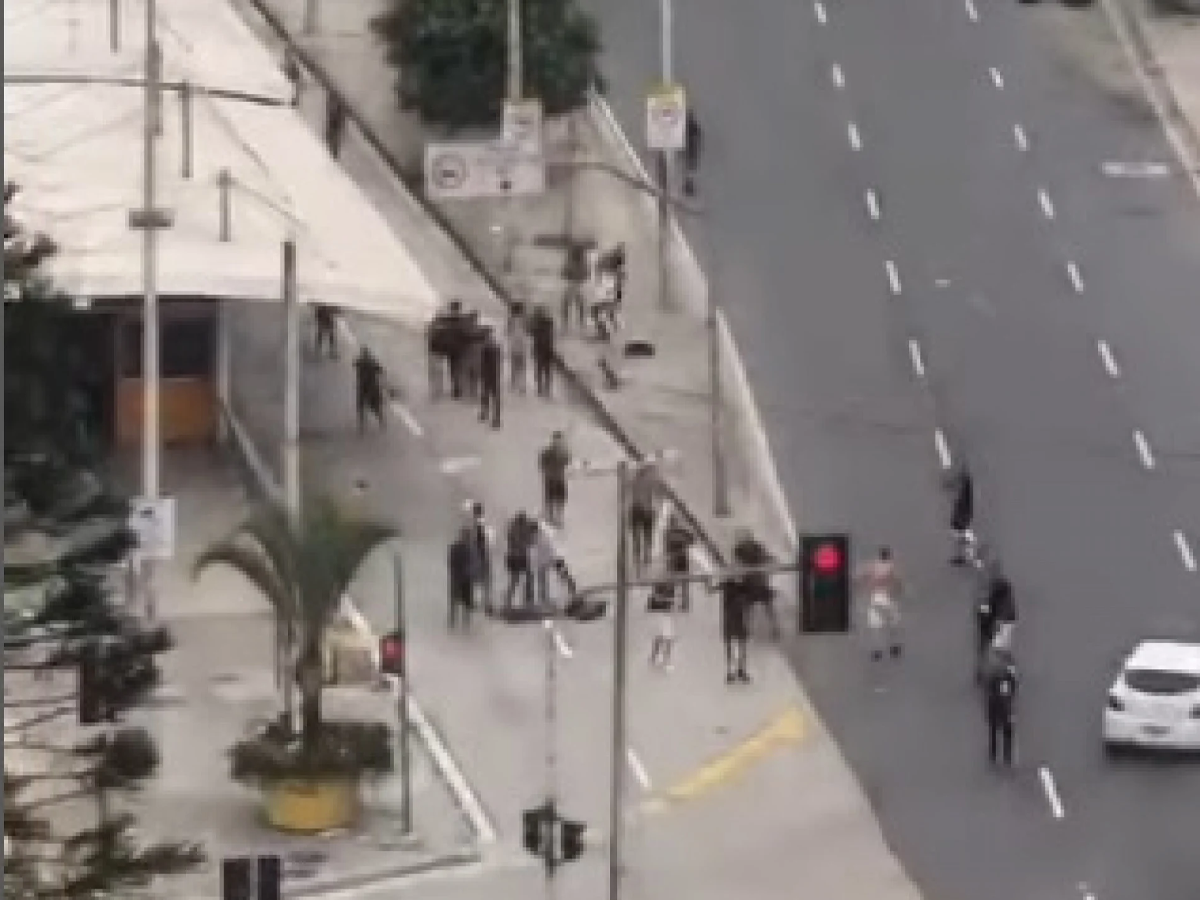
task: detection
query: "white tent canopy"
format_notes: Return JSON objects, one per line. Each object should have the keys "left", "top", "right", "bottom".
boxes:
{"left": 4, "top": 0, "right": 441, "bottom": 328}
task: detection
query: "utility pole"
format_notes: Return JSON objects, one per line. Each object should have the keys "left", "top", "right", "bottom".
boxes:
{"left": 507, "top": 0, "right": 522, "bottom": 103}
{"left": 567, "top": 451, "right": 676, "bottom": 900}
{"left": 657, "top": 0, "right": 675, "bottom": 311}
{"left": 608, "top": 460, "right": 630, "bottom": 900}
{"left": 139, "top": 0, "right": 162, "bottom": 622}
{"left": 543, "top": 618, "right": 559, "bottom": 900}
{"left": 704, "top": 227, "right": 731, "bottom": 517}
{"left": 394, "top": 554, "right": 413, "bottom": 837}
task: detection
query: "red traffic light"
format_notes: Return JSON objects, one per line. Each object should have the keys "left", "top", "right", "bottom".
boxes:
{"left": 813, "top": 543, "right": 843, "bottom": 574}
{"left": 379, "top": 632, "right": 404, "bottom": 676}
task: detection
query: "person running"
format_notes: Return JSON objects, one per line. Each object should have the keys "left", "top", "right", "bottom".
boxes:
{"left": 647, "top": 583, "right": 677, "bottom": 671}
{"left": 856, "top": 546, "right": 903, "bottom": 661}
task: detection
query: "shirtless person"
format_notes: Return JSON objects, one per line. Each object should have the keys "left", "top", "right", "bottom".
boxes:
{"left": 856, "top": 546, "right": 903, "bottom": 661}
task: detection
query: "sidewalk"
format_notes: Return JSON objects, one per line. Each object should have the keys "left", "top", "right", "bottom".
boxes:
{"left": 108, "top": 449, "right": 476, "bottom": 899}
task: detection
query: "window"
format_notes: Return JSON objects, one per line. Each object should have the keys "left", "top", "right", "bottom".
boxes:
{"left": 1124, "top": 669, "right": 1200, "bottom": 696}
{"left": 122, "top": 315, "right": 214, "bottom": 379}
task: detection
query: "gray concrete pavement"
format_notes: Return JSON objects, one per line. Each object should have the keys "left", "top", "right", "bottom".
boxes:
{"left": 578, "top": 0, "right": 1200, "bottom": 899}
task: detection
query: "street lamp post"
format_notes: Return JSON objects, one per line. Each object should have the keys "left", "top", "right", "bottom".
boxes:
{"left": 656, "top": 0, "right": 675, "bottom": 311}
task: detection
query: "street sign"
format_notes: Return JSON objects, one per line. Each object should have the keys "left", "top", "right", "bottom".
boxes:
{"left": 129, "top": 496, "right": 176, "bottom": 560}
{"left": 503, "top": 99, "right": 544, "bottom": 154}
{"left": 646, "top": 84, "right": 687, "bottom": 151}
{"left": 424, "top": 140, "right": 546, "bottom": 199}
{"left": 127, "top": 208, "right": 175, "bottom": 229}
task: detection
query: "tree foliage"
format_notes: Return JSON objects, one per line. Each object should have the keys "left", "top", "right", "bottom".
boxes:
{"left": 371, "top": 0, "right": 604, "bottom": 130}
{"left": 195, "top": 495, "right": 399, "bottom": 767}
{"left": 4, "top": 184, "right": 203, "bottom": 899}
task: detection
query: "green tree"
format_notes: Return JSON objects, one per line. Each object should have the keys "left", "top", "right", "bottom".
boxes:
{"left": 194, "top": 496, "right": 398, "bottom": 757}
{"left": 371, "top": 0, "right": 604, "bottom": 130}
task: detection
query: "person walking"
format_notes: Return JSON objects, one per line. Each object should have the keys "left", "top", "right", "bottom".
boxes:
{"left": 462, "top": 312, "right": 485, "bottom": 400}
{"left": 949, "top": 464, "right": 976, "bottom": 566}
{"left": 539, "top": 431, "right": 571, "bottom": 527}
{"left": 719, "top": 576, "right": 751, "bottom": 683}
{"left": 628, "top": 463, "right": 660, "bottom": 572}
{"left": 426, "top": 305, "right": 454, "bottom": 399}
{"left": 507, "top": 303, "right": 530, "bottom": 394}
{"left": 314, "top": 304, "right": 338, "bottom": 359}
{"left": 529, "top": 304, "right": 556, "bottom": 398}
{"left": 353, "top": 347, "right": 386, "bottom": 434}
{"left": 683, "top": 110, "right": 703, "bottom": 195}
{"left": 502, "top": 511, "right": 536, "bottom": 610}
{"left": 466, "top": 502, "right": 495, "bottom": 614}
{"left": 663, "top": 514, "right": 695, "bottom": 611}
{"left": 733, "top": 529, "right": 780, "bottom": 639}
{"left": 857, "top": 546, "right": 903, "bottom": 662}
{"left": 479, "top": 326, "right": 503, "bottom": 428}
{"left": 447, "top": 527, "right": 475, "bottom": 629}
{"left": 529, "top": 518, "right": 560, "bottom": 607}
{"left": 444, "top": 301, "right": 468, "bottom": 399}
{"left": 983, "top": 648, "right": 1019, "bottom": 766}
{"left": 647, "top": 583, "right": 677, "bottom": 671}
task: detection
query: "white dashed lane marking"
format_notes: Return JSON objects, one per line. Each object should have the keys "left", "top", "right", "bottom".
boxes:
{"left": 848, "top": 121, "right": 862, "bottom": 151}
{"left": 884, "top": 259, "right": 902, "bottom": 295}
{"left": 1038, "top": 767, "right": 1066, "bottom": 819}
{"left": 627, "top": 749, "right": 653, "bottom": 791}
{"left": 1173, "top": 530, "right": 1197, "bottom": 572}
{"left": 1096, "top": 341, "right": 1121, "bottom": 378}
{"left": 1133, "top": 430, "right": 1156, "bottom": 470}
{"left": 865, "top": 189, "right": 881, "bottom": 221}
{"left": 1037, "top": 188, "right": 1056, "bottom": 219}
{"left": 1014, "top": 124, "right": 1029, "bottom": 152}
{"left": 1066, "top": 261, "right": 1085, "bottom": 294}
{"left": 965, "top": 0, "right": 979, "bottom": 21}
{"left": 989, "top": 67, "right": 1005, "bottom": 90}
{"left": 831, "top": 63, "right": 845, "bottom": 89}
{"left": 908, "top": 340, "right": 926, "bottom": 378}
{"left": 814, "top": 0, "right": 827, "bottom": 24}
{"left": 934, "top": 429, "right": 952, "bottom": 470}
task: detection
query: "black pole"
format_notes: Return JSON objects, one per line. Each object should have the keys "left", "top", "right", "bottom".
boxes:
{"left": 608, "top": 461, "right": 630, "bottom": 900}
{"left": 394, "top": 552, "right": 413, "bottom": 835}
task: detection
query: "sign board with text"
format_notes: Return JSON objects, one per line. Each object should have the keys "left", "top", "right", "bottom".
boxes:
{"left": 646, "top": 84, "right": 687, "bottom": 151}
{"left": 424, "top": 141, "right": 546, "bottom": 199}
{"left": 503, "top": 99, "right": 544, "bottom": 154}
{"left": 129, "top": 496, "right": 176, "bottom": 560}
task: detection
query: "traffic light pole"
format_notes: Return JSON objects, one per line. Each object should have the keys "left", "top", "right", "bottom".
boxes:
{"left": 608, "top": 461, "right": 631, "bottom": 900}
{"left": 542, "top": 619, "right": 560, "bottom": 897}
{"left": 393, "top": 553, "right": 413, "bottom": 837}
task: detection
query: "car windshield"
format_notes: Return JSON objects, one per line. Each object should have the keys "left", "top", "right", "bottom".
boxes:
{"left": 1125, "top": 668, "right": 1200, "bottom": 696}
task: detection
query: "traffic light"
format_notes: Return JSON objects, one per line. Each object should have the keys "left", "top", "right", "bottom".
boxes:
{"left": 221, "top": 856, "right": 253, "bottom": 900}
{"left": 379, "top": 631, "right": 404, "bottom": 677}
{"left": 256, "top": 853, "right": 282, "bottom": 900}
{"left": 560, "top": 818, "right": 586, "bottom": 861}
{"left": 799, "top": 533, "right": 851, "bottom": 633}
{"left": 78, "top": 645, "right": 105, "bottom": 725}
{"left": 523, "top": 803, "right": 549, "bottom": 855}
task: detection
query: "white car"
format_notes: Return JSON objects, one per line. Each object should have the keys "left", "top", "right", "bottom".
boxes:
{"left": 1103, "top": 640, "right": 1200, "bottom": 753}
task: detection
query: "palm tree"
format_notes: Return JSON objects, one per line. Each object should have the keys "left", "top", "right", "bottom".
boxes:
{"left": 194, "top": 495, "right": 398, "bottom": 752}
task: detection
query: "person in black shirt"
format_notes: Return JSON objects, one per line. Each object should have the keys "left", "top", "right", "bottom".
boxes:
{"left": 719, "top": 577, "right": 751, "bottom": 683}
{"left": 529, "top": 304, "right": 556, "bottom": 398}
{"left": 733, "top": 529, "right": 779, "bottom": 639}
{"left": 314, "top": 304, "right": 338, "bottom": 359}
{"left": 478, "top": 327, "right": 503, "bottom": 428}
{"left": 353, "top": 347, "right": 386, "bottom": 434}
{"left": 983, "top": 650, "right": 1018, "bottom": 766}
{"left": 949, "top": 464, "right": 976, "bottom": 566}
{"left": 663, "top": 515, "right": 694, "bottom": 611}
{"left": 447, "top": 527, "right": 475, "bottom": 629}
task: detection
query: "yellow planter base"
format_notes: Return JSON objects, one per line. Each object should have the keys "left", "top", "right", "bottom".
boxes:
{"left": 262, "top": 778, "right": 359, "bottom": 833}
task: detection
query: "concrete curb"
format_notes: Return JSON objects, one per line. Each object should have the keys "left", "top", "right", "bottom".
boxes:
{"left": 285, "top": 847, "right": 483, "bottom": 898}
{"left": 1098, "top": 0, "right": 1200, "bottom": 196}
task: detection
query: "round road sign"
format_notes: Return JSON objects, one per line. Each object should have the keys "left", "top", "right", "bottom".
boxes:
{"left": 430, "top": 152, "right": 468, "bottom": 191}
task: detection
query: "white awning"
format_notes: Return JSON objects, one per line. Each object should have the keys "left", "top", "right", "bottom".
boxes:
{"left": 3, "top": 0, "right": 442, "bottom": 328}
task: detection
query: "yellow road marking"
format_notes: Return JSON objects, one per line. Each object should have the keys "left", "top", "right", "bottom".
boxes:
{"left": 641, "top": 707, "right": 808, "bottom": 814}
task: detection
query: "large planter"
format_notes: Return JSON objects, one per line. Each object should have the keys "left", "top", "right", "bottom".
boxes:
{"left": 262, "top": 777, "right": 360, "bottom": 833}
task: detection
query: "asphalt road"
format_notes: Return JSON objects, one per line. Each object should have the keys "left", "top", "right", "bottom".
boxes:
{"left": 578, "top": 0, "right": 1200, "bottom": 897}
